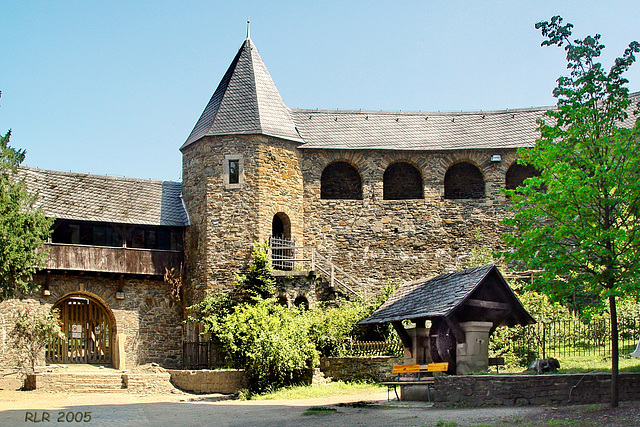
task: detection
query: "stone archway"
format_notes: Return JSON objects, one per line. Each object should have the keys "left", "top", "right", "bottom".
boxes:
{"left": 47, "top": 293, "right": 116, "bottom": 365}
{"left": 271, "top": 212, "right": 294, "bottom": 270}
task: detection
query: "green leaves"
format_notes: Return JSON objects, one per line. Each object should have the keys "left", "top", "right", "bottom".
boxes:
{"left": 503, "top": 17, "right": 640, "bottom": 311}
{"left": 12, "top": 306, "right": 66, "bottom": 372}
{"left": 214, "top": 299, "right": 318, "bottom": 393}
{"left": 0, "top": 124, "right": 53, "bottom": 300}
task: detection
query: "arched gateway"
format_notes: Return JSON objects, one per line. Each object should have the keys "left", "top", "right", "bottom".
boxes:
{"left": 47, "top": 294, "right": 115, "bottom": 365}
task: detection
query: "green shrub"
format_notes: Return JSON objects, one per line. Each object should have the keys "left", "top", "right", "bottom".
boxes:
{"left": 233, "top": 241, "right": 276, "bottom": 302}
{"left": 215, "top": 298, "right": 318, "bottom": 393}
{"left": 12, "top": 305, "right": 66, "bottom": 372}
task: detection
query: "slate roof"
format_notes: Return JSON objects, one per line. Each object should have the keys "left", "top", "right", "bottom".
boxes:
{"left": 292, "top": 107, "right": 546, "bottom": 151}
{"left": 181, "top": 38, "right": 303, "bottom": 149}
{"left": 360, "top": 264, "right": 521, "bottom": 324}
{"left": 184, "top": 37, "right": 640, "bottom": 152}
{"left": 18, "top": 167, "right": 189, "bottom": 227}
{"left": 292, "top": 92, "right": 639, "bottom": 151}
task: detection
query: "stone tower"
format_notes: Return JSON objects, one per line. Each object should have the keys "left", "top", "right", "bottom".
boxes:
{"left": 180, "top": 37, "right": 305, "bottom": 304}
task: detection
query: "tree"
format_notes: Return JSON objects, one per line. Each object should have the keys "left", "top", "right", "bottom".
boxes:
{"left": 0, "top": 92, "right": 53, "bottom": 300}
{"left": 502, "top": 16, "right": 640, "bottom": 407}
{"left": 12, "top": 305, "right": 66, "bottom": 372}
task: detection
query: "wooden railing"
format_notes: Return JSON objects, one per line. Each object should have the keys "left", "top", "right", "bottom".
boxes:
{"left": 44, "top": 243, "right": 183, "bottom": 276}
{"left": 268, "top": 238, "right": 365, "bottom": 299}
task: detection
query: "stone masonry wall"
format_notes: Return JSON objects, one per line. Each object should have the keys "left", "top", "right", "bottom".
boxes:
{"left": 0, "top": 273, "right": 182, "bottom": 370}
{"left": 320, "top": 356, "right": 402, "bottom": 382}
{"left": 434, "top": 373, "right": 640, "bottom": 407}
{"left": 181, "top": 134, "right": 304, "bottom": 306}
{"left": 168, "top": 369, "right": 247, "bottom": 394}
{"left": 301, "top": 148, "right": 520, "bottom": 295}
{"left": 181, "top": 133, "right": 526, "bottom": 305}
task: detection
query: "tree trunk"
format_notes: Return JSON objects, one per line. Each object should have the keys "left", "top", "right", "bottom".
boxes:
{"left": 610, "top": 294, "right": 619, "bottom": 408}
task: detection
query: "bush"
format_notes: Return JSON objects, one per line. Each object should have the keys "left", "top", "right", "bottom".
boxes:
{"left": 215, "top": 298, "right": 318, "bottom": 393}
{"left": 12, "top": 305, "right": 65, "bottom": 372}
{"left": 305, "top": 283, "right": 398, "bottom": 357}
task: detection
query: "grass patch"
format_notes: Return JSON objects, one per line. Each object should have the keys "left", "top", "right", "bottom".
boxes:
{"left": 248, "top": 381, "right": 385, "bottom": 401}
{"left": 302, "top": 406, "right": 337, "bottom": 416}
{"left": 544, "top": 420, "right": 580, "bottom": 426}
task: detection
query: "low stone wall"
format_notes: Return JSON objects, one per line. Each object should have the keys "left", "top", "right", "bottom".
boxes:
{"left": 434, "top": 372, "right": 640, "bottom": 407}
{"left": 123, "top": 372, "right": 175, "bottom": 393}
{"left": 167, "top": 369, "right": 247, "bottom": 394}
{"left": 319, "top": 356, "right": 401, "bottom": 382}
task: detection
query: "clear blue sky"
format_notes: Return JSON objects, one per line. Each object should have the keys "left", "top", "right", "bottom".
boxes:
{"left": 2, "top": 1, "right": 639, "bottom": 182}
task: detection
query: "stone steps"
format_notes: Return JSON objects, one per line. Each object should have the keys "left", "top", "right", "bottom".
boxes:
{"left": 28, "top": 372, "right": 126, "bottom": 392}
{"left": 25, "top": 368, "right": 178, "bottom": 394}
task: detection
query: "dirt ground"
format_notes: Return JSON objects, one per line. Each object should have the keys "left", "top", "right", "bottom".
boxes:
{"left": 2, "top": 375, "right": 640, "bottom": 426}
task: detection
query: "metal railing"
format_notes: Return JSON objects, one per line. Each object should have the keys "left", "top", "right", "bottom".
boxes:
{"left": 509, "top": 317, "right": 640, "bottom": 360}
{"left": 267, "top": 238, "right": 364, "bottom": 299}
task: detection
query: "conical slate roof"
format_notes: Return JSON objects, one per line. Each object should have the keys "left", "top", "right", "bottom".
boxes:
{"left": 181, "top": 38, "right": 302, "bottom": 149}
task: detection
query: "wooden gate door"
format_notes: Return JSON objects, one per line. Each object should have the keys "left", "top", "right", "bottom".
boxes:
{"left": 47, "top": 296, "right": 113, "bottom": 365}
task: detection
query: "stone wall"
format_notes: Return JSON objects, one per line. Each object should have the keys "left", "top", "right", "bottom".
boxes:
{"left": 301, "top": 148, "right": 519, "bottom": 295}
{"left": 0, "top": 273, "right": 182, "bottom": 370}
{"left": 180, "top": 132, "right": 528, "bottom": 305}
{"left": 181, "top": 134, "right": 305, "bottom": 306}
{"left": 319, "top": 356, "right": 402, "bottom": 382}
{"left": 433, "top": 373, "right": 640, "bottom": 407}
{"left": 167, "top": 369, "right": 247, "bottom": 394}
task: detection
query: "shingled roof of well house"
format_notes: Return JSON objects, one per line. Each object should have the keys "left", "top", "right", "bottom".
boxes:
{"left": 360, "top": 264, "right": 499, "bottom": 324}
{"left": 181, "top": 37, "right": 303, "bottom": 149}
{"left": 19, "top": 167, "right": 189, "bottom": 227}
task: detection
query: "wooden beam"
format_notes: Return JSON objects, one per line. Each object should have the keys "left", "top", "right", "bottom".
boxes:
{"left": 392, "top": 321, "right": 412, "bottom": 349}
{"left": 463, "top": 299, "right": 511, "bottom": 311}
{"left": 444, "top": 317, "right": 466, "bottom": 344}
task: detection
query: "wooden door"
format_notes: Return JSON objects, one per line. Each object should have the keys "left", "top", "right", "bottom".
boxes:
{"left": 47, "top": 296, "right": 113, "bottom": 365}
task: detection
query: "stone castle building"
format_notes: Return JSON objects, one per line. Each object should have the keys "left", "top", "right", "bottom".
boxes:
{"left": 2, "top": 36, "right": 630, "bottom": 370}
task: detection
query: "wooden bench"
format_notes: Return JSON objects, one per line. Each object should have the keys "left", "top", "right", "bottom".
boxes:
{"left": 380, "top": 362, "right": 449, "bottom": 401}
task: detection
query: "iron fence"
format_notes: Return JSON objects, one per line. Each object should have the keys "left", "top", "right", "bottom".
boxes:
{"left": 511, "top": 316, "right": 640, "bottom": 360}
{"left": 183, "top": 317, "right": 640, "bottom": 369}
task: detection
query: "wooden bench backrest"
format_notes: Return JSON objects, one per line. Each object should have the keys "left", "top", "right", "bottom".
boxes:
{"left": 392, "top": 362, "right": 449, "bottom": 374}
{"left": 426, "top": 362, "right": 449, "bottom": 372}
{"left": 392, "top": 364, "right": 420, "bottom": 374}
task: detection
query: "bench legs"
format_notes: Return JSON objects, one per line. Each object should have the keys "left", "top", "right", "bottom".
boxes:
{"left": 386, "top": 384, "right": 433, "bottom": 402}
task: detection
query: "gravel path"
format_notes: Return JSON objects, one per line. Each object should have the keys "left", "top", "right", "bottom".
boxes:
{"left": 2, "top": 376, "right": 639, "bottom": 426}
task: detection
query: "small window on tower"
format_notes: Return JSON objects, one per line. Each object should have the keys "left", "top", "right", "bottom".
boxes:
{"left": 229, "top": 160, "right": 240, "bottom": 184}
{"left": 224, "top": 154, "right": 244, "bottom": 189}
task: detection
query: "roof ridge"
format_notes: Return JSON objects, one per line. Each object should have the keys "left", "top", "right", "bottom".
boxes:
{"left": 293, "top": 105, "right": 553, "bottom": 116}
{"left": 20, "top": 165, "right": 180, "bottom": 185}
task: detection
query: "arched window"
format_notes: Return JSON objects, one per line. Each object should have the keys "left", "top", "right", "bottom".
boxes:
{"left": 506, "top": 163, "right": 541, "bottom": 190}
{"left": 383, "top": 162, "right": 423, "bottom": 200}
{"left": 294, "top": 296, "right": 309, "bottom": 310}
{"left": 271, "top": 213, "right": 293, "bottom": 270}
{"left": 320, "top": 162, "right": 362, "bottom": 200}
{"left": 272, "top": 213, "right": 291, "bottom": 240}
{"left": 444, "top": 162, "right": 485, "bottom": 199}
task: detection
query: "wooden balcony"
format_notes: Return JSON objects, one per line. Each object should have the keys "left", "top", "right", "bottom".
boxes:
{"left": 43, "top": 243, "right": 183, "bottom": 276}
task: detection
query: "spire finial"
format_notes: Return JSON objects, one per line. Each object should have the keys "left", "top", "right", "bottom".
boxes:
{"left": 246, "top": 17, "right": 250, "bottom": 39}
